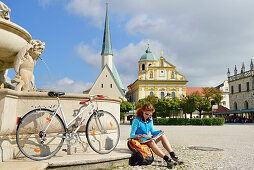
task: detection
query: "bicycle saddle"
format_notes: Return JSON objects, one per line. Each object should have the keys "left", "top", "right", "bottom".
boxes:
{"left": 48, "top": 91, "right": 65, "bottom": 97}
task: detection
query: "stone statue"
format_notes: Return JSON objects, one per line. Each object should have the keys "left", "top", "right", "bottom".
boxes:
{"left": 11, "top": 40, "right": 45, "bottom": 91}
{"left": 0, "top": 1, "right": 11, "bottom": 20}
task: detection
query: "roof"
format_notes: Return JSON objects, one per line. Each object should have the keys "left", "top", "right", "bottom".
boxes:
{"left": 112, "top": 63, "right": 126, "bottom": 93}
{"left": 87, "top": 64, "right": 125, "bottom": 98}
{"left": 83, "top": 88, "right": 91, "bottom": 93}
{"left": 203, "top": 108, "right": 254, "bottom": 115}
{"left": 186, "top": 87, "right": 205, "bottom": 96}
{"left": 140, "top": 47, "right": 157, "bottom": 61}
{"left": 214, "top": 105, "right": 230, "bottom": 113}
{"left": 101, "top": 3, "right": 113, "bottom": 56}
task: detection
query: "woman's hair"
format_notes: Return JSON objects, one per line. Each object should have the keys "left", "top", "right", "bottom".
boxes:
{"left": 135, "top": 103, "right": 155, "bottom": 117}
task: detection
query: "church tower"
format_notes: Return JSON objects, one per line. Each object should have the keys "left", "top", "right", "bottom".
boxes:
{"left": 127, "top": 43, "right": 187, "bottom": 102}
{"left": 85, "top": 2, "right": 125, "bottom": 99}
{"left": 101, "top": 2, "right": 113, "bottom": 71}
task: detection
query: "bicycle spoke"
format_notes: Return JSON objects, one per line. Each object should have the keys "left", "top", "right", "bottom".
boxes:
{"left": 16, "top": 109, "right": 65, "bottom": 160}
{"left": 86, "top": 111, "right": 120, "bottom": 154}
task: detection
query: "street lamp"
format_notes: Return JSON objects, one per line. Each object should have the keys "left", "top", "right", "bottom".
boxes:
{"left": 132, "top": 102, "right": 135, "bottom": 118}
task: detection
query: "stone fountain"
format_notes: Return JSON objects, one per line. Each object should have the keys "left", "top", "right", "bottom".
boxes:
{"left": 0, "top": 1, "right": 120, "bottom": 161}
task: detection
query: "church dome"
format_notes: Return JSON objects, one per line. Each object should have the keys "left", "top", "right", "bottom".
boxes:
{"left": 140, "top": 47, "right": 158, "bottom": 61}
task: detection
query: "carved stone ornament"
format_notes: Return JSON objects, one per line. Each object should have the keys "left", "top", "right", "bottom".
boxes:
{"left": 0, "top": 1, "right": 11, "bottom": 20}
{"left": 10, "top": 40, "right": 45, "bottom": 91}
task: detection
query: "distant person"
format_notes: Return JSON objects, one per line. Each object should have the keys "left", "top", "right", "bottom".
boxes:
{"left": 130, "top": 103, "right": 183, "bottom": 167}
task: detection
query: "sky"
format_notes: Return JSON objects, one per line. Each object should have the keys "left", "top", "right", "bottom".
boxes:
{"left": 2, "top": 0, "right": 254, "bottom": 93}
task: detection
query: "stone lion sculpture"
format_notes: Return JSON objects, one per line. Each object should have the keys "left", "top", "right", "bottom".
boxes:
{"left": 0, "top": 1, "right": 11, "bottom": 20}
{"left": 10, "top": 40, "right": 45, "bottom": 91}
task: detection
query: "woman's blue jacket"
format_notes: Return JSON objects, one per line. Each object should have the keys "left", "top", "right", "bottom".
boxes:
{"left": 130, "top": 116, "right": 161, "bottom": 141}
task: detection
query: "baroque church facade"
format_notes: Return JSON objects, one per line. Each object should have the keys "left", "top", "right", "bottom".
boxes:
{"left": 127, "top": 44, "right": 188, "bottom": 103}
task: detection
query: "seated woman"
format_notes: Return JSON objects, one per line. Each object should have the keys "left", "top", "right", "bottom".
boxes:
{"left": 130, "top": 103, "right": 182, "bottom": 166}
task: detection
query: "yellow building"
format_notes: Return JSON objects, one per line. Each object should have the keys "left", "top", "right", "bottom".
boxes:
{"left": 127, "top": 44, "right": 188, "bottom": 103}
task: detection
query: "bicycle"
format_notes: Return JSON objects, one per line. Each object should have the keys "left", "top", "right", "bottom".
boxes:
{"left": 16, "top": 91, "right": 120, "bottom": 161}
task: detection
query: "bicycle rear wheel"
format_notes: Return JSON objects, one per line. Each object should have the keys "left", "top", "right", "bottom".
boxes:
{"left": 86, "top": 110, "right": 120, "bottom": 154}
{"left": 16, "top": 109, "right": 66, "bottom": 160}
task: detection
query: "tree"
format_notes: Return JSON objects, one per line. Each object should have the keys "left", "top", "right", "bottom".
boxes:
{"left": 180, "top": 96, "right": 196, "bottom": 118}
{"left": 154, "top": 98, "right": 170, "bottom": 118}
{"left": 120, "top": 99, "right": 133, "bottom": 113}
{"left": 195, "top": 96, "right": 211, "bottom": 118}
{"left": 212, "top": 91, "right": 223, "bottom": 106}
{"left": 135, "top": 95, "right": 159, "bottom": 109}
{"left": 202, "top": 87, "right": 217, "bottom": 99}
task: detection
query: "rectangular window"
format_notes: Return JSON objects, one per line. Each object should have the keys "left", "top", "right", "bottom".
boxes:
{"left": 231, "top": 86, "right": 234, "bottom": 94}
{"left": 238, "top": 84, "right": 241, "bottom": 92}
{"left": 101, "top": 84, "right": 103, "bottom": 88}
{"left": 110, "top": 84, "right": 112, "bottom": 88}
{"left": 247, "top": 82, "right": 250, "bottom": 92}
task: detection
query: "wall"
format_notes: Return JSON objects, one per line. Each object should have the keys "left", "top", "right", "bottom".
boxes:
{"left": 0, "top": 89, "right": 121, "bottom": 161}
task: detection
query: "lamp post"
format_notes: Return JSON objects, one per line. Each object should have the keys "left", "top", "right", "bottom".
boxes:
{"left": 132, "top": 102, "right": 135, "bottom": 118}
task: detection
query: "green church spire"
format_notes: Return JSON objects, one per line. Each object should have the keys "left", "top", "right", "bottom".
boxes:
{"left": 101, "top": 2, "right": 113, "bottom": 56}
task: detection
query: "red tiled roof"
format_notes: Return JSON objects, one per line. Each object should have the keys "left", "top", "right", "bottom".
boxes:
{"left": 202, "top": 105, "right": 230, "bottom": 114}
{"left": 83, "top": 88, "right": 91, "bottom": 93}
{"left": 214, "top": 105, "right": 230, "bottom": 113}
{"left": 186, "top": 87, "right": 205, "bottom": 97}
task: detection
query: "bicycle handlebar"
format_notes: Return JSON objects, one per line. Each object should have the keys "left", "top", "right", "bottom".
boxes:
{"left": 80, "top": 95, "right": 104, "bottom": 104}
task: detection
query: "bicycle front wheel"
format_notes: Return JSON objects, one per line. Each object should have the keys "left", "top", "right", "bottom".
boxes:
{"left": 16, "top": 109, "right": 66, "bottom": 160}
{"left": 86, "top": 110, "right": 120, "bottom": 154}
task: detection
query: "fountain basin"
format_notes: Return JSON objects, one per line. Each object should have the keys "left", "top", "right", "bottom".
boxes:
{"left": 0, "top": 18, "right": 31, "bottom": 66}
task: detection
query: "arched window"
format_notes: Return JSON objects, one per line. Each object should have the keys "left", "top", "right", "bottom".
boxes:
{"left": 245, "top": 101, "right": 249, "bottom": 109}
{"left": 160, "top": 92, "right": 165, "bottom": 98}
{"left": 171, "top": 92, "right": 176, "bottom": 99}
{"left": 171, "top": 71, "right": 175, "bottom": 79}
{"left": 234, "top": 102, "right": 237, "bottom": 110}
{"left": 150, "top": 92, "right": 154, "bottom": 96}
{"left": 142, "top": 64, "right": 145, "bottom": 70}
{"left": 161, "top": 60, "right": 163, "bottom": 67}
{"left": 150, "top": 71, "right": 153, "bottom": 78}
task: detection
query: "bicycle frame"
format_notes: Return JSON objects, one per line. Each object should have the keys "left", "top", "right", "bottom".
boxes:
{"left": 44, "top": 97, "right": 96, "bottom": 135}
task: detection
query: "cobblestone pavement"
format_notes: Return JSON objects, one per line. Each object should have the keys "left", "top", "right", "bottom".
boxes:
{"left": 115, "top": 124, "right": 254, "bottom": 170}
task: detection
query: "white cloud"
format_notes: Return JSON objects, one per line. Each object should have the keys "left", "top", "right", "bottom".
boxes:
{"left": 68, "top": 0, "right": 254, "bottom": 87}
{"left": 65, "top": 0, "right": 105, "bottom": 27}
{"left": 38, "top": 0, "right": 56, "bottom": 8}
{"left": 42, "top": 77, "right": 93, "bottom": 93}
{"left": 119, "top": 0, "right": 254, "bottom": 87}
{"left": 76, "top": 42, "right": 101, "bottom": 69}
{"left": 76, "top": 40, "right": 178, "bottom": 88}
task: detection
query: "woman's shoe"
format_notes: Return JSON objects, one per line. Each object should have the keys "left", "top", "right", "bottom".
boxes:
{"left": 166, "top": 159, "right": 177, "bottom": 167}
{"left": 171, "top": 155, "right": 184, "bottom": 165}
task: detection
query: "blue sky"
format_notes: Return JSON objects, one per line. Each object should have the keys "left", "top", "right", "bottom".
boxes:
{"left": 2, "top": 0, "right": 254, "bottom": 93}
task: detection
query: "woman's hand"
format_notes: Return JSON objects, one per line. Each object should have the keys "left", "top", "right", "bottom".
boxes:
{"left": 161, "top": 130, "right": 165, "bottom": 134}
{"left": 137, "top": 134, "right": 143, "bottom": 140}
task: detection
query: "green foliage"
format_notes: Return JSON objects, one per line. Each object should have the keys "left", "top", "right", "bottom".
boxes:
{"left": 155, "top": 118, "right": 225, "bottom": 126}
{"left": 180, "top": 96, "right": 196, "bottom": 117}
{"left": 195, "top": 96, "right": 211, "bottom": 117}
{"left": 213, "top": 93, "right": 223, "bottom": 106}
{"left": 135, "top": 95, "right": 159, "bottom": 109}
{"left": 120, "top": 112, "right": 125, "bottom": 120}
{"left": 120, "top": 99, "right": 133, "bottom": 113}
{"left": 154, "top": 98, "right": 170, "bottom": 118}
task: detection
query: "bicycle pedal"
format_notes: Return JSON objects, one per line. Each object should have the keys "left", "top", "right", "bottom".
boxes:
{"left": 62, "top": 149, "right": 67, "bottom": 152}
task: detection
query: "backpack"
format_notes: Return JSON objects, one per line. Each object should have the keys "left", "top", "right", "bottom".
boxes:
{"left": 127, "top": 139, "right": 154, "bottom": 166}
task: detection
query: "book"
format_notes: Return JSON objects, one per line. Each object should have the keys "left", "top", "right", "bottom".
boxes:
{"left": 140, "top": 131, "right": 163, "bottom": 143}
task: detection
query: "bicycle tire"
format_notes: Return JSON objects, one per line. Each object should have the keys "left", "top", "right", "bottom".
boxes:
{"left": 86, "top": 110, "right": 120, "bottom": 154}
{"left": 16, "top": 108, "right": 66, "bottom": 160}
